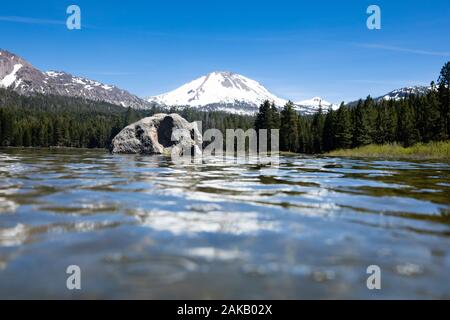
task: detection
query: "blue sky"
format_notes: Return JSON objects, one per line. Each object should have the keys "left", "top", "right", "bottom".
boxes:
{"left": 1, "top": 0, "right": 449, "bottom": 103}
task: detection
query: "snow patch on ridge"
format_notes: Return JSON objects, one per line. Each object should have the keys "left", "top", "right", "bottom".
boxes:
{"left": 0, "top": 64, "right": 23, "bottom": 88}
{"left": 294, "top": 96, "right": 339, "bottom": 114}
{"left": 45, "top": 71, "right": 64, "bottom": 78}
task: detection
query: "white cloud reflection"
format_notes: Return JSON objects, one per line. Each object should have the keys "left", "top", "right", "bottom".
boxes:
{"left": 134, "top": 209, "right": 280, "bottom": 235}
{"left": 0, "top": 224, "right": 28, "bottom": 247}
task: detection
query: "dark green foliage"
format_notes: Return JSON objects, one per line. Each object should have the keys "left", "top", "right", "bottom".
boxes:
{"left": 311, "top": 107, "right": 325, "bottom": 153}
{"left": 0, "top": 89, "right": 141, "bottom": 148}
{"left": 334, "top": 103, "right": 353, "bottom": 149}
{"left": 353, "top": 98, "right": 373, "bottom": 147}
{"left": 255, "top": 100, "right": 272, "bottom": 131}
{"left": 298, "top": 116, "right": 312, "bottom": 154}
{"left": 396, "top": 101, "right": 418, "bottom": 147}
{"left": 437, "top": 62, "right": 450, "bottom": 138}
{"left": 270, "top": 103, "right": 281, "bottom": 129}
{"left": 176, "top": 107, "right": 255, "bottom": 135}
{"left": 280, "top": 101, "right": 299, "bottom": 152}
{"left": 2, "top": 62, "right": 449, "bottom": 154}
{"left": 0, "top": 88, "right": 254, "bottom": 149}
{"left": 253, "top": 62, "right": 449, "bottom": 154}
{"left": 254, "top": 101, "right": 281, "bottom": 149}
{"left": 322, "top": 107, "right": 336, "bottom": 152}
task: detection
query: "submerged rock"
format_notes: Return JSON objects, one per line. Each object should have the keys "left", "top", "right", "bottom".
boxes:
{"left": 110, "top": 113, "right": 202, "bottom": 155}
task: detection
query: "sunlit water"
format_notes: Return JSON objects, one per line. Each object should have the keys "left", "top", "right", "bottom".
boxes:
{"left": 0, "top": 148, "right": 449, "bottom": 299}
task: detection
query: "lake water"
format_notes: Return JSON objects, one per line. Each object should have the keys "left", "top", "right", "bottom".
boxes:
{"left": 0, "top": 148, "right": 449, "bottom": 299}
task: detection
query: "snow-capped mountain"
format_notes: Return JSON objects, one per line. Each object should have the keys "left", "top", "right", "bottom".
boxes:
{"left": 148, "top": 71, "right": 287, "bottom": 115}
{"left": 294, "top": 97, "right": 338, "bottom": 114}
{"left": 376, "top": 86, "right": 431, "bottom": 101}
{"left": 346, "top": 86, "right": 432, "bottom": 107}
{"left": 0, "top": 49, "right": 150, "bottom": 109}
{"left": 1, "top": 51, "right": 340, "bottom": 116}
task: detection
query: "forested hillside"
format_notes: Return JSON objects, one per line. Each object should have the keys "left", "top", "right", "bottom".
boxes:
{"left": 255, "top": 62, "right": 450, "bottom": 154}
{"left": 0, "top": 89, "right": 254, "bottom": 149}
{"left": 1, "top": 61, "right": 448, "bottom": 154}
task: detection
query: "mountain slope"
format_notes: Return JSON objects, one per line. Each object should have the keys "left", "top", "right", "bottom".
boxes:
{"left": 0, "top": 49, "right": 151, "bottom": 109}
{"left": 148, "top": 71, "right": 287, "bottom": 115}
{"left": 294, "top": 97, "right": 339, "bottom": 114}
{"left": 346, "top": 86, "right": 432, "bottom": 107}
{"left": 377, "top": 86, "right": 431, "bottom": 101}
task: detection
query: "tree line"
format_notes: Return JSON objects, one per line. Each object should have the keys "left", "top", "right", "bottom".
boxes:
{"left": 0, "top": 89, "right": 255, "bottom": 149}
{"left": 255, "top": 62, "right": 450, "bottom": 153}
{"left": 1, "top": 61, "right": 448, "bottom": 153}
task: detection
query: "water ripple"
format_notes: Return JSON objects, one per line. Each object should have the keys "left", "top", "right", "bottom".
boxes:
{"left": 0, "top": 148, "right": 449, "bottom": 299}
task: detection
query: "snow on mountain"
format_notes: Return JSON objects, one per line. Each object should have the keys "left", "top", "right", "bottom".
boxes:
{"left": 377, "top": 86, "right": 431, "bottom": 101}
{"left": 0, "top": 49, "right": 151, "bottom": 109}
{"left": 0, "top": 50, "right": 340, "bottom": 116}
{"left": 294, "top": 97, "right": 339, "bottom": 115}
{"left": 0, "top": 63, "right": 23, "bottom": 88}
{"left": 7, "top": 49, "right": 432, "bottom": 117}
{"left": 148, "top": 71, "right": 287, "bottom": 115}
{"left": 345, "top": 86, "right": 432, "bottom": 107}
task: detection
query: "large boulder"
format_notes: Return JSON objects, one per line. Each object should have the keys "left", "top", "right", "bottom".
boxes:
{"left": 110, "top": 113, "right": 202, "bottom": 155}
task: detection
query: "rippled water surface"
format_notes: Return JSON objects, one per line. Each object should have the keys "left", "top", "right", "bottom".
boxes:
{"left": 0, "top": 148, "right": 449, "bottom": 299}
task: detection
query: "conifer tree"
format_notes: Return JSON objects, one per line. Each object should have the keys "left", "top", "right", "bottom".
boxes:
{"left": 323, "top": 107, "right": 336, "bottom": 151}
{"left": 270, "top": 102, "right": 281, "bottom": 129}
{"left": 334, "top": 103, "right": 352, "bottom": 149}
{"left": 255, "top": 100, "right": 281, "bottom": 150}
{"left": 311, "top": 107, "right": 325, "bottom": 153}
{"left": 280, "top": 101, "right": 299, "bottom": 152}
{"left": 437, "top": 61, "right": 450, "bottom": 138}
{"left": 298, "top": 116, "right": 311, "bottom": 153}
{"left": 397, "top": 101, "right": 418, "bottom": 147}
{"left": 374, "top": 104, "right": 389, "bottom": 144}
{"left": 255, "top": 100, "right": 271, "bottom": 131}
{"left": 353, "top": 98, "right": 372, "bottom": 147}
{"left": 424, "top": 82, "right": 443, "bottom": 141}
{"left": 385, "top": 100, "right": 397, "bottom": 143}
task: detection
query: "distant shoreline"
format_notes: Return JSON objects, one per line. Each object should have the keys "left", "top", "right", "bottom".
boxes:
{"left": 2, "top": 142, "right": 450, "bottom": 161}
{"left": 326, "top": 141, "right": 450, "bottom": 160}
{"left": 0, "top": 146, "right": 106, "bottom": 151}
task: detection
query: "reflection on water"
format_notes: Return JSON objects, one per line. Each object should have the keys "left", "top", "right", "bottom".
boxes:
{"left": 0, "top": 148, "right": 449, "bottom": 299}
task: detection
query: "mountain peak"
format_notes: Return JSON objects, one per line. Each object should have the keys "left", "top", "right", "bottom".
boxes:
{"left": 295, "top": 96, "right": 334, "bottom": 108}
{"left": 148, "top": 71, "right": 287, "bottom": 114}
{"left": 379, "top": 86, "right": 431, "bottom": 101}
{"left": 208, "top": 71, "right": 236, "bottom": 76}
{"left": 294, "top": 96, "right": 338, "bottom": 115}
{"left": 0, "top": 49, "right": 150, "bottom": 109}
{"left": 0, "top": 49, "right": 29, "bottom": 65}
{"left": 0, "top": 49, "right": 16, "bottom": 57}
{"left": 0, "top": 49, "right": 10, "bottom": 57}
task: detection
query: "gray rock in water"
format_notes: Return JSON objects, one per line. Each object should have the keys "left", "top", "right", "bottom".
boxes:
{"left": 111, "top": 113, "right": 202, "bottom": 155}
